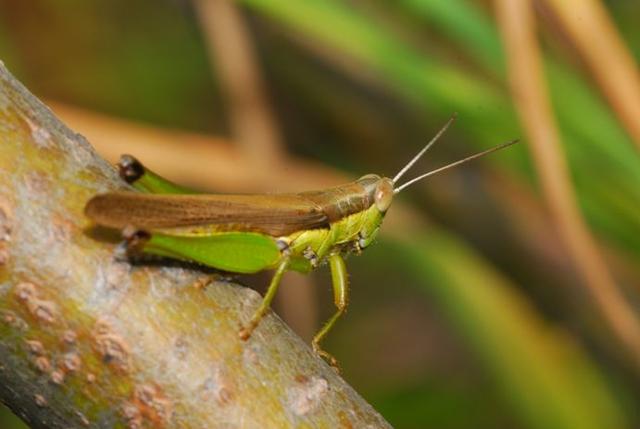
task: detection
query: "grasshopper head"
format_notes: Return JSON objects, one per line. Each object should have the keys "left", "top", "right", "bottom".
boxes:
{"left": 357, "top": 174, "right": 395, "bottom": 214}
{"left": 374, "top": 177, "right": 395, "bottom": 212}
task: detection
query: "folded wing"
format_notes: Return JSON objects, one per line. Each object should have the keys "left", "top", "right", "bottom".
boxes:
{"left": 85, "top": 192, "right": 330, "bottom": 236}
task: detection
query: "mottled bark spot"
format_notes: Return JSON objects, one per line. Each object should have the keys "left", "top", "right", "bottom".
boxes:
{"left": 34, "top": 356, "right": 50, "bottom": 373}
{"left": 287, "top": 375, "right": 329, "bottom": 416}
{"left": 76, "top": 411, "right": 90, "bottom": 427}
{"left": 121, "top": 384, "right": 173, "bottom": 428}
{"left": 24, "top": 339, "right": 44, "bottom": 355}
{"left": 201, "top": 365, "right": 235, "bottom": 406}
{"left": 62, "top": 329, "right": 77, "bottom": 345}
{"left": 50, "top": 369, "right": 65, "bottom": 384}
{"left": 15, "top": 282, "right": 58, "bottom": 325}
{"left": 0, "top": 199, "right": 10, "bottom": 264}
{"left": 34, "top": 394, "right": 47, "bottom": 407}
{"left": 23, "top": 115, "right": 52, "bottom": 148}
{"left": 93, "top": 320, "right": 131, "bottom": 372}
{"left": 29, "top": 299, "right": 58, "bottom": 324}
{"left": 62, "top": 352, "right": 81, "bottom": 372}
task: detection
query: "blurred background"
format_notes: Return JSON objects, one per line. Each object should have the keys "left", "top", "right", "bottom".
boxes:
{"left": 1, "top": 0, "right": 640, "bottom": 428}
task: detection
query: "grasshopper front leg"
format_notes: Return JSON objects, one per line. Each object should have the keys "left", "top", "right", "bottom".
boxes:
{"left": 312, "top": 253, "right": 349, "bottom": 369}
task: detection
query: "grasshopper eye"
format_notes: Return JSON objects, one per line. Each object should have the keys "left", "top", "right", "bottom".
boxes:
{"left": 374, "top": 178, "right": 394, "bottom": 212}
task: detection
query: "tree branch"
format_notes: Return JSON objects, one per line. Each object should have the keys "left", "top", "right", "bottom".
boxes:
{"left": 0, "top": 62, "right": 391, "bottom": 428}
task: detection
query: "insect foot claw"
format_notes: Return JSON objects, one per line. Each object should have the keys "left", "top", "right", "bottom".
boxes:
{"left": 113, "top": 241, "right": 130, "bottom": 262}
{"left": 312, "top": 343, "right": 341, "bottom": 373}
{"left": 238, "top": 322, "right": 256, "bottom": 341}
{"left": 120, "top": 226, "right": 150, "bottom": 256}
{"left": 192, "top": 275, "right": 215, "bottom": 290}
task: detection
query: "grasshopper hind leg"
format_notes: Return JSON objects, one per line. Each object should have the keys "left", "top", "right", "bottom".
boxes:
{"left": 117, "top": 154, "right": 198, "bottom": 194}
{"left": 118, "top": 154, "right": 146, "bottom": 184}
{"left": 312, "top": 253, "right": 349, "bottom": 370}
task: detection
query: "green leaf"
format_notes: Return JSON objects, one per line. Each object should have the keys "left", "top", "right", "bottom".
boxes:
{"left": 385, "top": 233, "right": 628, "bottom": 429}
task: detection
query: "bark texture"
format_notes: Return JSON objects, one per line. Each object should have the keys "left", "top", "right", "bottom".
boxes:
{"left": 0, "top": 63, "right": 391, "bottom": 429}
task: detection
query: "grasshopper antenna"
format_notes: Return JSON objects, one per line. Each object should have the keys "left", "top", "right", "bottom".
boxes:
{"left": 394, "top": 139, "right": 519, "bottom": 194}
{"left": 392, "top": 113, "right": 457, "bottom": 184}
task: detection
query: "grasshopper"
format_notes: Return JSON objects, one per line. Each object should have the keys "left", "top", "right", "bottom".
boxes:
{"left": 85, "top": 116, "right": 517, "bottom": 367}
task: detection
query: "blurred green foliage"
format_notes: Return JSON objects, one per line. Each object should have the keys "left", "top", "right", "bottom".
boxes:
{"left": 243, "top": 0, "right": 640, "bottom": 258}
{"left": 1, "top": 1, "right": 639, "bottom": 428}
{"left": 0, "top": 403, "right": 28, "bottom": 429}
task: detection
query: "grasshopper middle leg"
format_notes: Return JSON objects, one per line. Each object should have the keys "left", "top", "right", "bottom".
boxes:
{"left": 239, "top": 257, "right": 290, "bottom": 340}
{"left": 312, "top": 253, "right": 349, "bottom": 369}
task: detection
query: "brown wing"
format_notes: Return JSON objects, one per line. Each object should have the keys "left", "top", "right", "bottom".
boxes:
{"left": 85, "top": 192, "right": 329, "bottom": 236}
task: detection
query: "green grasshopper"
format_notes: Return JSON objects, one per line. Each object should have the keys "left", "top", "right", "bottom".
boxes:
{"left": 85, "top": 116, "right": 517, "bottom": 367}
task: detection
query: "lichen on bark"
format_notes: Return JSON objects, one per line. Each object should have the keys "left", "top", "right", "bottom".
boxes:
{"left": 0, "top": 62, "right": 391, "bottom": 429}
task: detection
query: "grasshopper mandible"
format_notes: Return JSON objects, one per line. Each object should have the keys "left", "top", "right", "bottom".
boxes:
{"left": 85, "top": 116, "right": 517, "bottom": 367}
